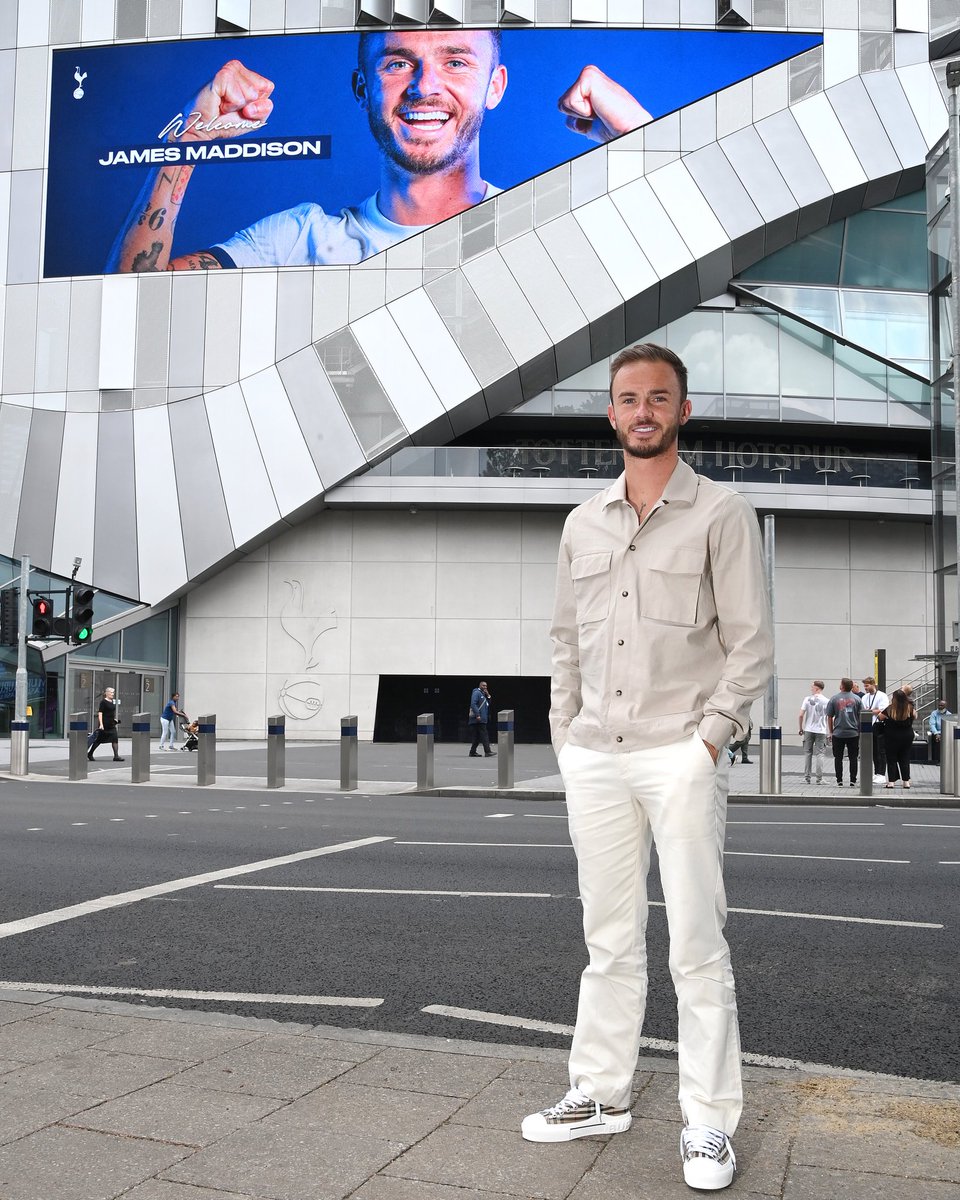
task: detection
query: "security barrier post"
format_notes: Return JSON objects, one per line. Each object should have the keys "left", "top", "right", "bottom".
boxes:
{"left": 9, "top": 720, "right": 28, "bottom": 776}
{"left": 417, "top": 713, "right": 434, "bottom": 789}
{"left": 497, "top": 709, "right": 515, "bottom": 789}
{"left": 758, "top": 726, "right": 781, "bottom": 795}
{"left": 131, "top": 712, "right": 151, "bottom": 783}
{"left": 267, "top": 714, "right": 285, "bottom": 789}
{"left": 941, "top": 715, "right": 958, "bottom": 795}
{"left": 68, "top": 712, "right": 88, "bottom": 781}
{"left": 340, "top": 715, "right": 358, "bottom": 791}
{"left": 858, "top": 715, "right": 873, "bottom": 798}
{"left": 197, "top": 713, "right": 216, "bottom": 786}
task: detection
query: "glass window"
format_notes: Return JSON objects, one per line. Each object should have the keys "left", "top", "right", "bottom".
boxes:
{"left": 121, "top": 613, "right": 170, "bottom": 666}
{"left": 739, "top": 223, "right": 843, "bottom": 286}
{"left": 779, "top": 318, "right": 835, "bottom": 397}
{"left": 76, "top": 632, "right": 121, "bottom": 661}
{"left": 834, "top": 343, "right": 887, "bottom": 400}
{"left": 667, "top": 311, "right": 724, "bottom": 394}
{"left": 554, "top": 390, "right": 608, "bottom": 416}
{"left": 723, "top": 312, "right": 779, "bottom": 396}
{"left": 841, "top": 209, "right": 927, "bottom": 290}
{"left": 781, "top": 395, "right": 835, "bottom": 422}
{"left": 840, "top": 290, "right": 928, "bottom": 366}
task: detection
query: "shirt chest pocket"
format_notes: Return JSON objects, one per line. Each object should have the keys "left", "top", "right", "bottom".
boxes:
{"left": 641, "top": 545, "right": 706, "bottom": 627}
{"left": 571, "top": 551, "right": 612, "bottom": 624}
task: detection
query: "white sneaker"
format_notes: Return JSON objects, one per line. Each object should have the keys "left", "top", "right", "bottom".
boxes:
{"left": 873, "top": 774, "right": 886, "bottom": 784}
{"left": 521, "top": 1086, "right": 632, "bottom": 1142}
{"left": 680, "top": 1125, "right": 736, "bottom": 1190}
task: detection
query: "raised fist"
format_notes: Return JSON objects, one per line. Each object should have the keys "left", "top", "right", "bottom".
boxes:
{"left": 164, "top": 59, "right": 275, "bottom": 143}
{"left": 558, "top": 64, "right": 652, "bottom": 143}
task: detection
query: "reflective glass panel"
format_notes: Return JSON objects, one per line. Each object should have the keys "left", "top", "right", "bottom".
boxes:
{"left": 739, "top": 223, "right": 842, "bottom": 285}
{"left": 121, "top": 612, "right": 169, "bottom": 666}
{"left": 779, "top": 317, "right": 834, "bottom": 396}
{"left": 724, "top": 312, "right": 779, "bottom": 396}
{"left": 667, "top": 311, "right": 724, "bottom": 393}
{"left": 841, "top": 209, "right": 927, "bottom": 290}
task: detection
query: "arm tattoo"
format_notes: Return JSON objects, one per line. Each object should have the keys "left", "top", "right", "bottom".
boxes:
{"left": 131, "top": 241, "right": 164, "bottom": 272}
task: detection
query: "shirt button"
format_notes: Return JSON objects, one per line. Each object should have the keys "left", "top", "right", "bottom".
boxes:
{"left": 616, "top": 736, "right": 623, "bottom": 743}
{"left": 616, "top": 690, "right": 622, "bottom": 696}
{"left": 622, "top": 591, "right": 628, "bottom": 597}
{"left": 629, "top": 545, "right": 636, "bottom": 551}
{"left": 617, "top": 639, "right": 624, "bottom": 646}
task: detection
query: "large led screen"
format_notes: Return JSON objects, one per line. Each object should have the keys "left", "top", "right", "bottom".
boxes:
{"left": 45, "top": 28, "right": 820, "bottom": 277}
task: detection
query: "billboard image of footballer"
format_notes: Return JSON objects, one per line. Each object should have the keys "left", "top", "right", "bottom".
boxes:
{"left": 44, "top": 28, "right": 821, "bottom": 276}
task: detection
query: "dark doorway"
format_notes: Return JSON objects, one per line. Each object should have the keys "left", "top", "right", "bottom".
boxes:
{"left": 374, "top": 675, "right": 551, "bottom": 743}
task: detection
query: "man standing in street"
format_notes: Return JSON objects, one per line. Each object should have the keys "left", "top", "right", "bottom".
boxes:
{"left": 928, "top": 698, "right": 952, "bottom": 764}
{"left": 860, "top": 676, "right": 889, "bottom": 782}
{"left": 826, "top": 678, "right": 862, "bottom": 786}
{"left": 468, "top": 680, "right": 495, "bottom": 757}
{"left": 522, "top": 344, "right": 773, "bottom": 1192}
{"left": 798, "top": 680, "right": 829, "bottom": 784}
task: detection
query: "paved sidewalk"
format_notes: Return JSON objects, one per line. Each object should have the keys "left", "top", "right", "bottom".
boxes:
{"left": 0, "top": 987, "right": 957, "bottom": 1200}
{"left": 2, "top": 739, "right": 953, "bottom": 806}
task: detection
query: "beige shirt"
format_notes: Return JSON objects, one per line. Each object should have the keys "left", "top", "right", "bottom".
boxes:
{"left": 550, "top": 459, "right": 773, "bottom": 755}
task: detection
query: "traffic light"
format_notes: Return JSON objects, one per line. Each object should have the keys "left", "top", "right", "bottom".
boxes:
{"left": 0, "top": 588, "right": 17, "bottom": 646}
{"left": 70, "top": 586, "right": 95, "bottom": 645}
{"left": 31, "top": 596, "right": 54, "bottom": 637}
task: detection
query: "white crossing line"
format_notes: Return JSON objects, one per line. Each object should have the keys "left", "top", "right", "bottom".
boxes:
{"left": 216, "top": 885, "right": 553, "bottom": 899}
{"left": 0, "top": 981, "right": 382, "bottom": 1007}
{"left": 721, "top": 904, "right": 941, "bottom": 929}
{"left": 727, "top": 821, "right": 885, "bottom": 826}
{"left": 421, "top": 1006, "right": 941, "bottom": 1081}
{"left": 0, "top": 836, "right": 394, "bottom": 941}
{"left": 903, "top": 823, "right": 960, "bottom": 830}
{"left": 724, "top": 851, "right": 909, "bottom": 864}
{"left": 396, "top": 841, "right": 571, "bottom": 848}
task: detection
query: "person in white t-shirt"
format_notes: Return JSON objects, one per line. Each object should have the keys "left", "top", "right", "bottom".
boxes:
{"left": 798, "top": 679, "right": 829, "bottom": 783}
{"left": 860, "top": 675, "right": 889, "bottom": 781}
{"left": 108, "top": 30, "right": 652, "bottom": 271}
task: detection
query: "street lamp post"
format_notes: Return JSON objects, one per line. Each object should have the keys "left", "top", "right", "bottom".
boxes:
{"left": 948, "top": 61, "right": 960, "bottom": 704}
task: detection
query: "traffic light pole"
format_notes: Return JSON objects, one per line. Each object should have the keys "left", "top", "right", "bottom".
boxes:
{"left": 11, "top": 555, "right": 30, "bottom": 776}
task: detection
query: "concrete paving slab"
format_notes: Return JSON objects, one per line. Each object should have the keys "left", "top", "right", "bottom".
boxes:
{"left": 6, "top": 1046, "right": 186, "bottom": 1102}
{"left": 0, "top": 1124, "right": 190, "bottom": 1200}
{"left": 0, "top": 1013, "right": 120, "bottom": 1062}
{"left": 343, "top": 1045, "right": 512, "bottom": 1099}
{"left": 783, "top": 1163, "right": 960, "bottom": 1198}
{"left": 162, "top": 1124, "right": 405, "bottom": 1200}
{"left": 96, "top": 1019, "right": 267, "bottom": 1062}
{"left": 63, "top": 1079, "right": 284, "bottom": 1146}
{"left": 352, "top": 1179, "right": 544, "bottom": 1200}
{"left": 450, "top": 1076, "right": 576, "bottom": 1133}
{"left": 172, "top": 1035, "right": 358, "bottom": 1099}
{"left": 121, "top": 1183, "right": 259, "bottom": 1200}
{"left": 792, "top": 1110, "right": 960, "bottom": 1182}
{"left": 381, "top": 1122, "right": 601, "bottom": 1199}
{"left": 270, "top": 1079, "right": 462, "bottom": 1144}
{"left": 0, "top": 1000, "right": 52, "bottom": 1026}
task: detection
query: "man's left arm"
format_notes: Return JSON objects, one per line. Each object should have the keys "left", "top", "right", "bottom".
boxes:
{"left": 698, "top": 495, "right": 774, "bottom": 754}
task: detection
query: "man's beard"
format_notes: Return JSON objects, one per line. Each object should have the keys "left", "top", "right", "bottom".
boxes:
{"left": 368, "top": 104, "right": 486, "bottom": 175}
{"left": 614, "top": 421, "right": 680, "bottom": 459}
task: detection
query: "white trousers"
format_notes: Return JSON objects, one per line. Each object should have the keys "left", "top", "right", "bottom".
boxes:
{"left": 560, "top": 733, "right": 742, "bottom": 1134}
{"left": 159, "top": 717, "right": 177, "bottom": 748}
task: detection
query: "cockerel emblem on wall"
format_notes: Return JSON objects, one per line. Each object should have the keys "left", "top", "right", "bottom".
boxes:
{"left": 277, "top": 579, "right": 338, "bottom": 721}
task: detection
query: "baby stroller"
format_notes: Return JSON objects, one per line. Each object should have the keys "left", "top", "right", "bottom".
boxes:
{"left": 179, "top": 716, "right": 199, "bottom": 752}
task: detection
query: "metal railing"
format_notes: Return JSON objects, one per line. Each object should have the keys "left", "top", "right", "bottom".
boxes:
{"left": 367, "top": 447, "right": 931, "bottom": 489}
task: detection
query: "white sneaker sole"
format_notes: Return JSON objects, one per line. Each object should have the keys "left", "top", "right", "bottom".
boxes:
{"left": 682, "top": 1159, "right": 735, "bottom": 1190}
{"left": 521, "top": 1110, "right": 632, "bottom": 1143}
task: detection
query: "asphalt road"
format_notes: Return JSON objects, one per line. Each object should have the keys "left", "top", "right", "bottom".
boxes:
{"left": 0, "top": 778, "right": 956, "bottom": 1083}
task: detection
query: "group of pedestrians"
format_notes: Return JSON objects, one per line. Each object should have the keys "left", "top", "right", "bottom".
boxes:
{"left": 798, "top": 676, "right": 945, "bottom": 788}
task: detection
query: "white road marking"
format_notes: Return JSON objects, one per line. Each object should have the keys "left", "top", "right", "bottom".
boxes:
{"left": 420, "top": 1005, "right": 941, "bottom": 1081}
{"left": 940, "top": 861, "right": 960, "bottom": 865}
{"left": 725, "top": 851, "right": 909, "bottom": 864}
{"left": 0, "top": 836, "right": 394, "bottom": 941}
{"left": 721, "top": 904, "right": 940, "bottom": 929}
{"left": 396, "top": 841, "right": 571, "bottom": 849}
{"left": 0, "top": 981, "right": 382, "bottom": 1007}
{"left": 26, "top": 828, "right": 42, "bottom": 832}
{"left": 109, "top": 819, "right": 124, "bottom": 823}
{"left": 486, "top": 814, "right": 514, "bottom": 819}
{"left": 71, "top": 823, "right": 87, "bottom": 827}
{"left": 903, "top": 823, "right": 960, "bottom": 830}
{"left": 525, "top": 813, "right": 567, "bottom": 819}
{"left": 727, "top": 821, "right": 884, "bottom": 827}
{"left": 216, "top": 885, "right": 553, "bottom": 899}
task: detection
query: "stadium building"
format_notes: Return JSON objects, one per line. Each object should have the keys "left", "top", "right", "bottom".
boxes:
{"left": 1, "top": 0, "right": 958, "bottom": 744}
